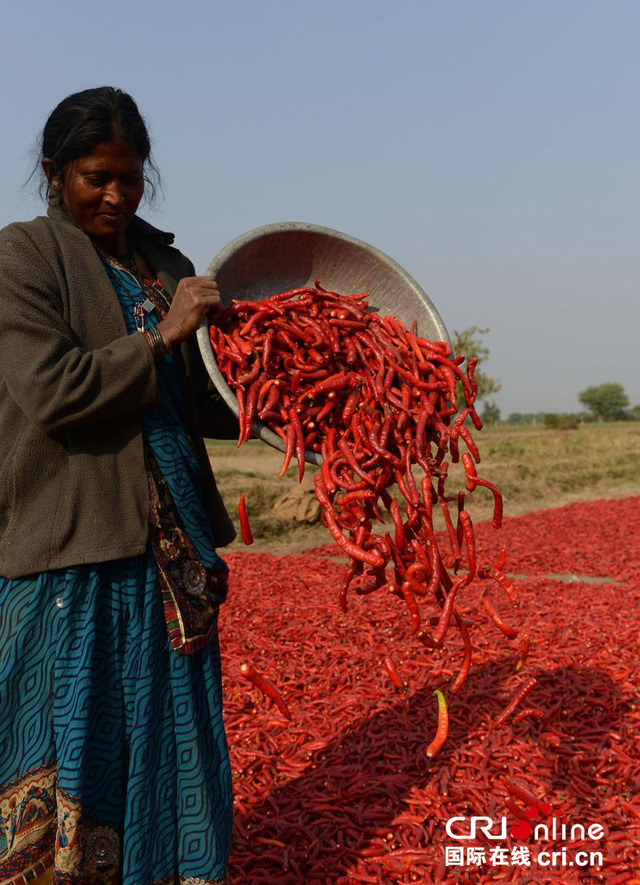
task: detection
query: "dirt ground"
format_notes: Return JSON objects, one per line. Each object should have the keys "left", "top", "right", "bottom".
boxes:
{"left": 207, "top": 441, "right": 329, "bottom": 555}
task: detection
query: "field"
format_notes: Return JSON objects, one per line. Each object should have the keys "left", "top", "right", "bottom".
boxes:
{"left": 207, "top": 422, "right": 640, "bottom": 552}
{"left": 210, "top": 422, "right": 640, "bottom": 884}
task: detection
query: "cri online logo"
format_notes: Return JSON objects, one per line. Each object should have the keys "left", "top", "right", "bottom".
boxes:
{"left": 446, "top": 799, "right": 606, "bottom": 847}
{"left": 509, "top": 801, "right": 553, "bottom": 840}
{"left": 445, "top": 798, "right": 553, "bottom": 842}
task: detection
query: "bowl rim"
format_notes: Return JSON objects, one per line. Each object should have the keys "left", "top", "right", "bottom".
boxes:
{"left": 206, "top": 222, "right": 448, "bottom": 341}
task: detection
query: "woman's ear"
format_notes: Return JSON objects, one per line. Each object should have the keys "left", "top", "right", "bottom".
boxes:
{"left": 41, "top": 158, "right": 60, "bottom": 192}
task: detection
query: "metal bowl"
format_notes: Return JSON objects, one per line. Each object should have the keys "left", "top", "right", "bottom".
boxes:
{"left": 197, "top": 222, "right": 450, "bottom": 464}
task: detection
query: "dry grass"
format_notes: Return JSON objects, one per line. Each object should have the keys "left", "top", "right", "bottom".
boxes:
{"left": 206, "top": 422, "right": 640, "bottom": 553}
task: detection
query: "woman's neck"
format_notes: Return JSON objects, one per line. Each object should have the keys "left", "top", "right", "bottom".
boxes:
{"left": 91, "top": 233, "right": 130, "bottom": 256}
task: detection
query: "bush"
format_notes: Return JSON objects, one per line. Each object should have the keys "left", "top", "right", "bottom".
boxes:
{"left": 544, "top": 413, "right": 580, "bottom": 431}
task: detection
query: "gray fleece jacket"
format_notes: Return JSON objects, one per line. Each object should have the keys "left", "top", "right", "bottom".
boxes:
{"left": 0, "top": 198, "right": 237, "bottom": 578}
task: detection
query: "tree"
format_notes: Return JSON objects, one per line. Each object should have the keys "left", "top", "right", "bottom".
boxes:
{"left": 451, "top": 326, "right": 501, "bottom": 402}
{"left": 481, "top": 400, "right": 501, "bottom": 427}
{"left": 578, "top": 383, "right": 629, "bottom": 421}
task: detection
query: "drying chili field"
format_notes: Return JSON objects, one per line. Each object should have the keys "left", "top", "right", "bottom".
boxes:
{"left": 218, "top": 496, "right": 640, "bottom": 884}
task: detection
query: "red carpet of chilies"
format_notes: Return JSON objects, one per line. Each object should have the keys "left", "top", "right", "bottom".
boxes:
{"left": 219, "top": 497, "right": 640, "bottom": 884}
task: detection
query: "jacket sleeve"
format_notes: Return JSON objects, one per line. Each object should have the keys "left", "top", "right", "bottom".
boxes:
{"left": 0, "top": 226, "right": 159, "bottom": 436}
{"left": 180, "top": 257, "right": 240, "bottom": 441}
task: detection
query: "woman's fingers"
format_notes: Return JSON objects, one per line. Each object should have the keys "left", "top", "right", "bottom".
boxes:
{"left": 177, "top": 276, "right": 220, "bottom": 303}
{"left": 158, "top": 277, "right": 223, "bottom": 347}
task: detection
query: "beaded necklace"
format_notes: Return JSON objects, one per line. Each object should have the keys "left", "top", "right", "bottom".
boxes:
{"left": 96, "top": 244, "right": 171, "bottom": 331}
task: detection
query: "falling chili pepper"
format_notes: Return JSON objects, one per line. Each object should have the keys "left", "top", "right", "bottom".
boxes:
{"left": 426, "top": 689, "right": 449, "bottom": 758}
{"left": 482, "top": 589, "right": 519, "bottom": 639}
{"left": 238, "top": 493, "right": 254, "bottom": 545}
{"left": 450, "top": 612, "right": 472, "bottom": 694}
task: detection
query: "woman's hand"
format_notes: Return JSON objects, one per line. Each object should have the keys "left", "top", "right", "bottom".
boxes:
{"left": 157, "top": 276, "right": 222, "bottom": 350}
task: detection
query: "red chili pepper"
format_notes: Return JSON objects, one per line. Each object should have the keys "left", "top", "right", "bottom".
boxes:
{"left": 415, "top": 401, "right": 435, "bottom": 456}
{"left": 239, "top": 307, "right": 271, "bottom": 336}
{"left": 403, "top": 443, "right": 420, "bottom": 506}
{"left": 235, "top": 385, "right": 245, "bottom": 449}
{"left": 469, "top": 474, "right": 504, "bottom": 529}
{"left": 458, "top": 424, "right": 480, "bottom": 462}
{"left": 516, "top": 633, "right": 531, "bottom": 671}
{"left": 394, "top": 469, "right": 418, "bottom": 507}
{"left": 403, "top": 561, "right": 427, "bottom": 596}
{"left": 428, "top": 577, "right": 465, "bottom": 647}
{"left": 341, "top": 384, "right": 361, "bottom": 423}
{"left": 338, "top": 438, "right": 375, "bottom": 485}
{"left": 461, "top": 452, "right": 477, "bottom": 489}
{"left": 368, "top": 428, "right": 402, "bottom": 469}
{"left": 450, "top": 612, "right": 472, "bottom": 694}
{"left": 502, "top": 778, "right": 552, "bottom": 815}
{"left": 399, "top": 581, "right": 421, "bottom": 634}
{"left": 239, "top": 662, "right": 292, "bottom": 721}
{"left": 238, "top": 493, "right": 254, "bottom": 545}
{"left": 439, "top": 499, "right": 462, "bottom": 566}
{"left": 257, "top": 378, "right": 280, "bottom": 417}
{"left": 278, "top": 424, "right": 296, "bottom": 478}
{"left": 426, "top": 690, "right": 449, "bottom": 758}
{"left": 495, "top": 677, "right": 538, "bottom": 727}
{"left": 458, "top": 511, "right": 476, "bottom": 583}
{"left": 482, "top": 589, "right": 519, "bottom": 639}
{"left": 237, "top": 357, "right": 262, "bottom": 388}
{"left": 478, "top": 565, "right": 520, "bottom": 607}
{"left": 511, "top": 706, "right": 546, "bottom": 726}
{"left": 323, "top": 511, "right": 385, "bottom": 568}
{"left": 242, "top": 376, "right": 261, "bottom": 443}
{"left": 231, "top": 328, "right": 254, "bottom": 359}
{"left": 313, "top": 474, "right": 335, "bottom": 514}
{"left": 288, "top": 407, "right": 306, "bottom": 482}
{"left": 382, "top": 656, "right": 408, "bottom": 694}
{"left": 504, "top": 799, "right": 528, "bottom": 819}
{"left": 456, "top": 491, "right": 466, "bottom": 546}
{"left": 466, "top": 355, "right": 478, "bottom": 398}
{"left": 389, "top": 499, "right": 406, "bottom": 552}
{"left": 303, "top": 371, "right": 354, "bottom": 400}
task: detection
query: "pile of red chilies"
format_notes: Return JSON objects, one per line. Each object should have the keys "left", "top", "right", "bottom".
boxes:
{"left": 220, "top": 507, "right": 640, "bottom": 883}
{"left": 210, "top": 284, "right": 514, "bottom": 710}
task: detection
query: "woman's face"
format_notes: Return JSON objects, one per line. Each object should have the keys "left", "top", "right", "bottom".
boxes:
{"left": 45, "top": 137, "right": 145, "bottom": 253}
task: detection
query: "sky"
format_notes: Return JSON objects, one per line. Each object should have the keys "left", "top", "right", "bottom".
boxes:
{"left": 1, "top": 0, "right": 637, "bottom": 416}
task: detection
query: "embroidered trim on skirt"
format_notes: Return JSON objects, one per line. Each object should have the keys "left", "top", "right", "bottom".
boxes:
{"left": 0, "top": 557, "right": 232, "bottom": 884}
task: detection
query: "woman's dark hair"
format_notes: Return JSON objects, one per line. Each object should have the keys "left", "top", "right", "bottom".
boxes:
{"left": 35, "top": 86, "right": 161, "bottom": 200}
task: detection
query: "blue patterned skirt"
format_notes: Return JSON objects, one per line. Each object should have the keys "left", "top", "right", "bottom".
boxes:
{"left": 0, "top": 548, "right": 232, "bottom": 884}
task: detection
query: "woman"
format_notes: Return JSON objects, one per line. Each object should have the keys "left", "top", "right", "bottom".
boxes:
{"left": 0, "top": 87, "right": 238, "bottom": 884}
